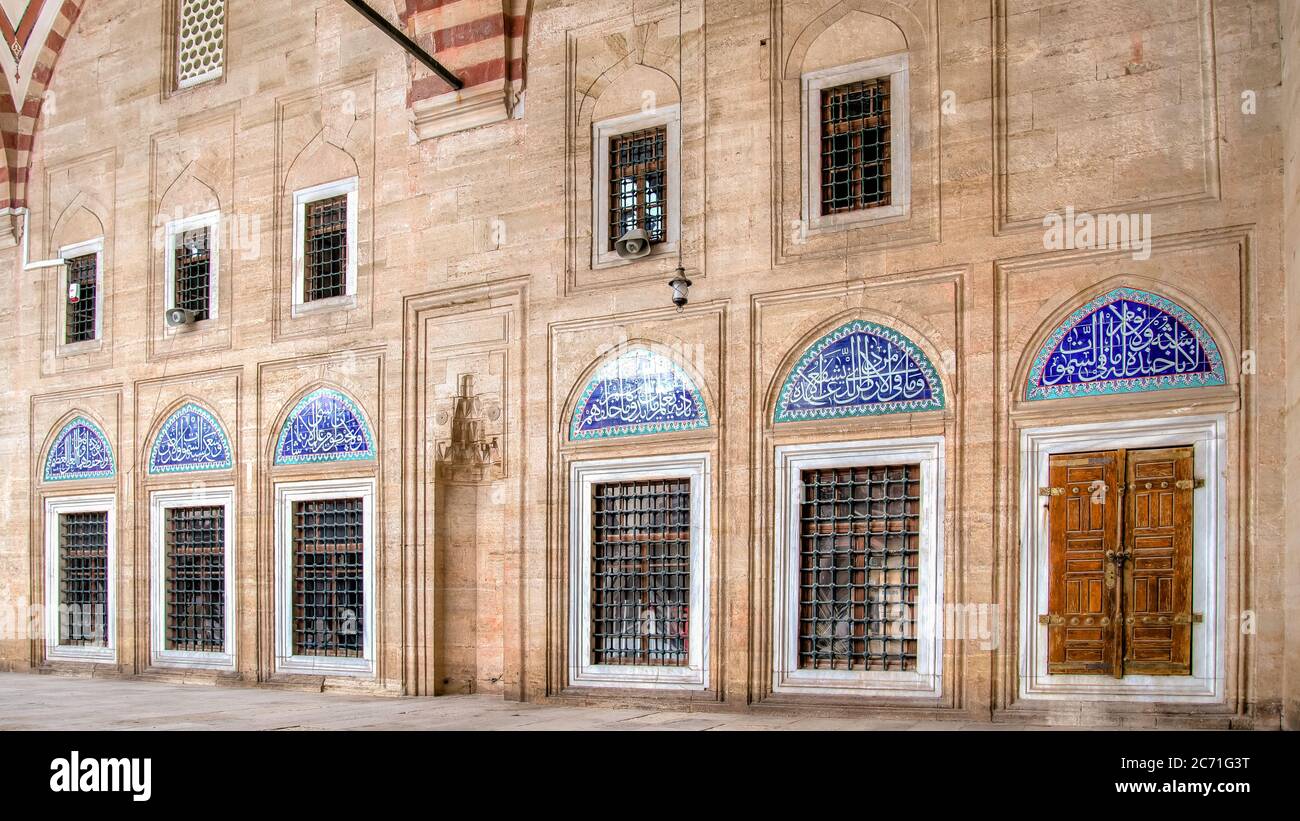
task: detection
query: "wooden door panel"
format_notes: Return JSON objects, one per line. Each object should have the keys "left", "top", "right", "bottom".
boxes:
{"left": 1046, "top": 451, "right": 1121, "bottom": 675}
{"left": 1122, "top": 447, "right": 1194, "bottom": 676}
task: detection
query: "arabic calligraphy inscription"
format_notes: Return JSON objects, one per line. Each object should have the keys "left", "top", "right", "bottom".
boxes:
{"left": 1026, "top": 288, "right": 1226, "bottom": 400}
{"left": 571, "top": 348, "right": 709, "bottom": 440}
{"left": 274, "top": 388, "right": 376, "bottom": 465}
{"left": 148, "top": 403, "right": 233, "bottom": 475}
{"left": 775, "top": 321, "right": 944, "bottom": 422}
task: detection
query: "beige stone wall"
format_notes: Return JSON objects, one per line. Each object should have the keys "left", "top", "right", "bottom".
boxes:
{"left": 1282, "top": 0, "right": 1300, "bottom": 732}
{"left": 0, "top": 0, "right": 1290, "bottom": 726}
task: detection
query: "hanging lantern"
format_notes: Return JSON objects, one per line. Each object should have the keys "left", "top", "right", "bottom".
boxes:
{"left": 669, "top": 267, "right": 692, "bottom": 312}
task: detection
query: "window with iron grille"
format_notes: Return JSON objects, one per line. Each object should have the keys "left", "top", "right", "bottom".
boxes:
{"left": 164, "top": 505, "right": 225, "bottom": 653}
{"left": 608, "top": 126, "right": 668, "bottom": 250}
{"left": 173, "top": 227, "right": 212, "bottom": 321}
{"left": 303, "top": 195, "right": 349, "bottom": 302}
{"left": 64, "top": 254, "right": 98, "bottom": 345}
{"left": 292, "top": 498, "right": 364, "bottom": 658}
{"left": 58, "top": 511, "right": 110, "bottom": 646}
{"left": 819, "top": 77, "right": 891, "bottom": 216}
{"left": 590, "top": 478, "right": 691, "bottom": 667}
{"left": 798, "top": 463, "right": 919, "bottom": 672}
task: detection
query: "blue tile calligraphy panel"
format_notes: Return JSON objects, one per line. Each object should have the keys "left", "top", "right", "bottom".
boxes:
{"left": 1026, "top": 288, "right": 1226, "bottom": 401}
{"left": 43, "top": 415, "right": 116, "bottom": 482}
{"left": 775, "top": 320, "right": 945, "bottom": 422}
{"left": 274, "top": 388, "right": 376, "bottom": 465}
{"left": 147, "top": 403, "right": 234, "bottom": 475}
{"left": 570, "top": 348, "right": 710, "bottom": 440}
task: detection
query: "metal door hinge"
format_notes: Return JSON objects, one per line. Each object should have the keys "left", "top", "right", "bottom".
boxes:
{"left": 1174, "top": 478, "right": 1205, "bottom": 490}
{"left": 1039, "top": 486, "right": 1065, "bottom": 497}
{"left": 1038, "top": 614, "right": 1065, "bottom": 626}
{"left": 1172, "top": 612, "right": 1204, "bottom": 624}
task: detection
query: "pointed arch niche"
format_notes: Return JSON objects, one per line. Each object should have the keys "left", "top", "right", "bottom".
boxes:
{"left": 43, "top": 414, "right": 116, "bottom": 482}
{"left": 773, "top": 319, "right": 946, "bottom": 423}
{"left": 1024, "top": 287, "right": 1227, "bottom": 401}
{"left": 147, "top": 402, "right": 234, "bottom": 475}
{"left": 273, "top": 386, "right": 376, "bottom": 466}
{"left": 569, "top": 346, "right": 711, "bottom": 441}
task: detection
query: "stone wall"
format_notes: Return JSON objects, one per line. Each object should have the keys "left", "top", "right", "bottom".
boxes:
{"left": 0, "top": 0, "right": 1289, "bottom": 726}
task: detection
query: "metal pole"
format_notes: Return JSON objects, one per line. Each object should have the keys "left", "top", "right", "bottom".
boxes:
{"left": 342, "top": 0, "right": 465, "bottom": 91}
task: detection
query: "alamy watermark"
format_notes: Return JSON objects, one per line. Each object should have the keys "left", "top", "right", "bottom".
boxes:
{"left": 1043, "top": 206, "right": 1152, "bottom": 261}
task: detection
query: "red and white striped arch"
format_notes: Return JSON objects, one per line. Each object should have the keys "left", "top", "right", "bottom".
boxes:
{"left": 399, "top": 0, "right": 528, "bottom": 106}
{"left": 0, "top": 0, "right": 84, "bottom": 214}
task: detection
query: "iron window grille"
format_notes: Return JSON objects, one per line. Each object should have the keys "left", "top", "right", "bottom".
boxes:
{"left": 798, "top": 464, "right": 919, "bottom": 672}
{"left": 819, "top": 77, "right": 891, "bottom": 215}
{"left": 164, "top": 505, "right": 225, "bottom": 652}
{"left": 303, "top": 195, "right": 349, "bottom": 302}
{"left": 64, "top": 253, "right": 98, "bottom": 344}
{"left": 173, "top": 227, "right": 212, "bottom": 321}
{"left": 608, "top": 125, "right": 668, "bottom": 249}
{"left": 590, "top": 478, "right": 691, "bottom": 667}
{"left": 292, "top": 498, "right": 364, "bottom": 658}
{"left": 58, "top": 511, "right": 109, "bottom": 646}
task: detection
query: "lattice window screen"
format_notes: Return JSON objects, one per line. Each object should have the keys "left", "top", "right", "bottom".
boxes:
{"left": 819, "top": 77, "right": 892, "bottom": 215}
{"left": 590, "top": 478, "right": 691, "bottom": 667}
{"left": 58, "top": 512, "right": 110, "bottom": 646}
{"left": 798, "top": 464, "right": 919, "bottom": 672}
{"left": 64, "top": 254, "right": 98, "bottom": 345}
{"left": 177, "top": 0, "right": 225, "bottom": 89}
{"left": 292, "top": 498, "right": 365, "bottom": 658}
{"left": 608, "top": 126, "right": 668, "bottom": 249}
{"left": 174, "top": 227, "right": 212, "bottom": 320}
{"left": 164, "top": 505, "right": 225, "bottom": 653}
{"left": 303, "top": 195, "right": 349, "bottom": 302}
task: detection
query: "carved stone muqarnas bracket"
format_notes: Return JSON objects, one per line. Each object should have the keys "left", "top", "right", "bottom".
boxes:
{"left": 435, "top": 373, "right": 504, "bottom": 484}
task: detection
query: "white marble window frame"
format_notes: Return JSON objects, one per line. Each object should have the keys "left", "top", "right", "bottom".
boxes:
{"left": 568, "top": 452, "right": 710, "bottom": 690}
{"left": 590, "top": 104, "right": 682, "bottom": 269}
{"left": 163, "top": 209, "right": 221, "bottom": 327}
{"left": 274, "top": 477, "right": 376, "bottom": 678}
{"left": 772, "top": 436, "right": 944, "bottom": 698}
{"left": 57, "top": 237, "right": 105, "bottom": 355}
{"left": 291, "top": 177, "right": 359, "bottom": 316}
{"left": 149, "top": 485, "right": 236, "bottom": 671}
{"left": 1017, "top": 414, "right": 1226, "bottom": 703}
{"left": 44, "top": 493, "right": 117, "bottom": 664}
{"left": 800, "top": 53, "right": 911, "bottom": 238}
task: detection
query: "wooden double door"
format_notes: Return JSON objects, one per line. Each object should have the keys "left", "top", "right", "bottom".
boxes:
{"left": 1043, "top": 447, "right": 1197, "bottom": 677}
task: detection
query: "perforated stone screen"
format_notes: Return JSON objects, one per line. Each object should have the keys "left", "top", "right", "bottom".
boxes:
{"left": 177, "top": 0, "right": 225, "bottom": 89}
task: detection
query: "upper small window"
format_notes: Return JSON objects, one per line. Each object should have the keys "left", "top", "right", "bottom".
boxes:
{"left": 64, "top": 254, "right": 98, "bottom": 345}
{"left": 591, "top": 106, "right": 680, "bottom": 267}
{"left": 292, "top": 179, "right": 359, "bottom": 312}
{"left": 60, "top": 239, "right": 104, "bottom": 348}
{"left": 608, "top": 126, "right": 668, "bottom": 250}
{"left": 304, "top": 196, "right": 348, "bottom": 301}
{"left": 801, "top": 54, "right": 910, "bottom": 236}
{"left": 818, "top": 77, "right": 891, "bottom": 215}
{"left": 165, "top": 211, "right": 220, "bottom": 325}
{"left": 176, "top": 0, "right": 226, "bottom": 90}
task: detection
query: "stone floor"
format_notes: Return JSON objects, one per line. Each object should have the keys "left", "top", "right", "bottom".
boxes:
{"left": 0, "top": 672, "right": 1075, "bottom": 731}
